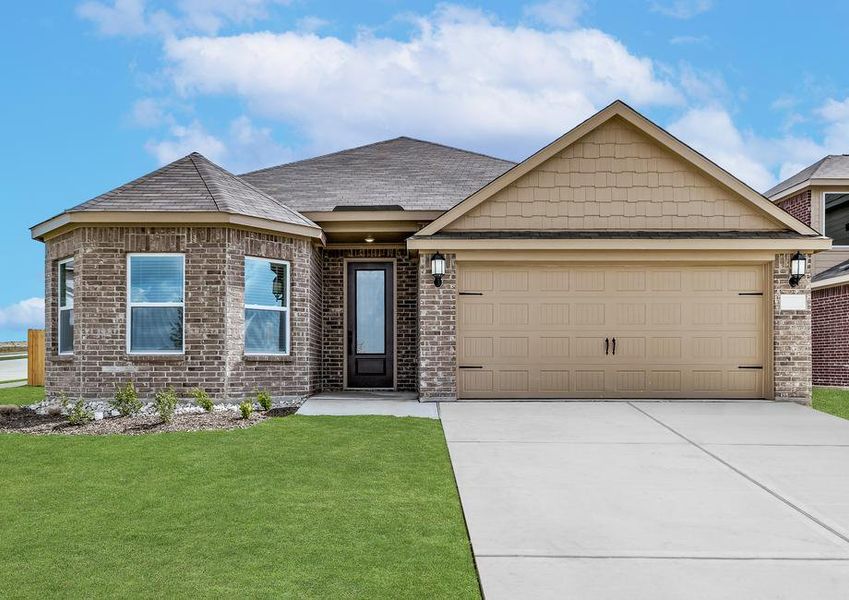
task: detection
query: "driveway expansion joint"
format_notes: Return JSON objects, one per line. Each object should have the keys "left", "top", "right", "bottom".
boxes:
{"left": 627, "top": 401, "right": 849, "bottom": 547}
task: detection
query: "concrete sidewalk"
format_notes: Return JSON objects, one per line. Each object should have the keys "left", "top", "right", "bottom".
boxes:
{"left": 441, "top": 401, "right": 849, "bottom": 599}
{"left": 298, "top": 391, "right": 438, "bottom": 419}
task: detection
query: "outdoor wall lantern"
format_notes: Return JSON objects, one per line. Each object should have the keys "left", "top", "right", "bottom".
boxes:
{"left": 789, "top": 251, "right": 806, "bottom": 288}
{"left": 431, "top": 251, "right": 446, "bottom": 288}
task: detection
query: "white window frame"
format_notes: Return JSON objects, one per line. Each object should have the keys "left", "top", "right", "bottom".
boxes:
{"left": 57, "top": 257, "right": 74, "bottom": 356}
{"left": 126, "top": 253, "right": 185, "bottom": 356}
{"left": 822, "top": 191, "right": 849, "bottom": 248}
{"left": 244, "top": 256, "right": 291, "bottom": 357}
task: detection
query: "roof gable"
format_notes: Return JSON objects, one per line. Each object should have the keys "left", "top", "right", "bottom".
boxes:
{"left": 418, "top": 101, "right": 819, "bottom": 237}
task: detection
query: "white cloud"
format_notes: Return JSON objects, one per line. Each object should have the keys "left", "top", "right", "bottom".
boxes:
{"left": 295, "top": 16, "right": 330, "bottom": 34}
{"left": 668, "top": 107, "right": 777, "bottom": 191}
{"left": 145, "top": 120, "right": 227, "bottom": 164}
{"left": 77, "top": 0, "right": 148, "bottom": 36}
{"left": 0, "top": 298, "right": 44, "bottom": 330}
{"left": 77, "top": 0, "right": 289, "bottom": 37}
{"left": 650, "top": 0, "right": 712, "bottom": 19}
{"left": 817, "top": 97, "right": 849, "bottom": 149}
{"left": 523, "top": 0, "right": 586, "bottom": 29}
{"left": 667, "top": 97, "right": 849, "bottom": 192}
{"left": 162, "top": 6, "right": 681, "bottom": 159}
{"left": 130, "top": 97, "right": 171, "bottom": 127}
{"left": 227, "top": 116, "right": 294, "bottom": 171}
{"left": 144, "top": 116, "right": 292, "bottom": 171}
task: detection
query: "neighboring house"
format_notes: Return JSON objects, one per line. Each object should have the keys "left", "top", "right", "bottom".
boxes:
{"left": 767, "top": 157, "right": 849, "bottom": 387}
{"left": 31, "top": 101, "right": 829, "bottom": 404}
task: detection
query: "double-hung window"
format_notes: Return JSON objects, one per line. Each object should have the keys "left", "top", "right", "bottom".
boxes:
{"left": 244, "top": 257, "right": 290, "bottom": 355}
{"left": 824, "top": 192, "right": 849, "bottom": 247}
{"left": 127, "top": 254, "right": 184, "bottom": 354}
{"left": 58, "top": 258, "right": 74, "bottom": 355}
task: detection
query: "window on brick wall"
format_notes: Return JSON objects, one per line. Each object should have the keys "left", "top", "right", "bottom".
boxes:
{"left": 244, "top": 257, "right": 290, "bottom": 355}
{"left": 58, "top": 258, "right": 74, "bottom": 355}
{"left": 824, "top": 192, "right": 849, "bottom": 246}
{"left": 127, "top": 254, "right": 184, "bottom": 354}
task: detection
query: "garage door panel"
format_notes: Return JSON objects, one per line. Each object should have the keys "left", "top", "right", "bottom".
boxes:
{"left": 457, "top": 263, "right": 766, "bottom": 399}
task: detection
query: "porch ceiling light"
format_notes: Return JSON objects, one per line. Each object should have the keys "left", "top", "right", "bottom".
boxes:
{"left": 431, "top": 251, "right": 446, "bottom": 288}
{"left": 789, "top": 251, "right": 806, "bottom": 288}
{"left": 364, "top": 235, "right": 375, "bottom": 243}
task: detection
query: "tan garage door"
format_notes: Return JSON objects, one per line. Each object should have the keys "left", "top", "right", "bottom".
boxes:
{"left": 457, "top": 263, "right": 768, "bottom": 399}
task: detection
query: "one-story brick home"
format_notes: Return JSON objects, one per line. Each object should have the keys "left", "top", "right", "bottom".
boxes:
{"left": 767, "top": 156, "right": 849, "bottom": 387}
{"left": 32, "top": 101, "right": 830, "bottom": 404}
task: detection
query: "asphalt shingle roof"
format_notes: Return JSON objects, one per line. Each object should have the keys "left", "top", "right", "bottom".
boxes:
{"left": 70, "top": 153, "right": 317, "bottom": 228}
{"left": 766, "top": 155, "right": 849, "bottom": 198}
{"left": 239, "top": 137, "right": 516, "bottom": 212}
{"left": 813, "top": 257, "right": 849, "bottom": 283}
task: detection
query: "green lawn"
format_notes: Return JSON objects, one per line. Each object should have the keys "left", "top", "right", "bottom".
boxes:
{"left": 813, "top": 387, "right": 849, "bottom": 420}
{"left": 0, "top": 416, "right": 479, "bottom": 599}
{"left": 0, "top": 385, "right": 44, "bottom": 405}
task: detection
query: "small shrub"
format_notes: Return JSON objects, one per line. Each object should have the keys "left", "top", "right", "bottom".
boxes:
{"left": 62, "top": 394, "right": 93, "bottom": 426}
{"left": 191, "top": 388, "right": 213, "bottom": 412}
{"left": 239, "top": 400, "right": 253, "bottom": 420}
{"left": 256, "top": 389, "right": 272, "bottom": 411}
{"left": 154, "top": 388, "right": 178, "bottom": 423}
{"left": 112, "top": 381, "right": 141, "bottom": 417}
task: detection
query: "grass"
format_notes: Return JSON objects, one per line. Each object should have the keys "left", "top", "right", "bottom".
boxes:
{"left": 0, "top": 385, "right": 44, "bottom": 405}
{"left": 812, "top": 387, "right": 849, "bottom": 421}
{"left": 0, "top": 416, "right": 479, "bottom": 599}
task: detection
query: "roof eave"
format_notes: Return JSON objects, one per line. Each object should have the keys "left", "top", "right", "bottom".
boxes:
{"left": 31, "top": 210, "right": 326, "bottom": 245}
{"left": 406, "top": 235, "right": 832, "bottom": 252}
{"left": 768, "top": 179, "right": 849, "bottom": 202}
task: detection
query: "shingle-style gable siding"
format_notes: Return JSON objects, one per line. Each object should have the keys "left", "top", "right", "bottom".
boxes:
{"left": 445, "top": 117, "right": 783, "bottom": 232}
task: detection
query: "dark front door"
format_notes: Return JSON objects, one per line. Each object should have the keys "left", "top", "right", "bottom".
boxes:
{"left": 346, "top": 262, "right": 394, "bottom": 388}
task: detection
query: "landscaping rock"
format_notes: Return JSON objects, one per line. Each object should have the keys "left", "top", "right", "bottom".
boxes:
{"left": 0, "top": 405, "right": 21, "bottom": 414}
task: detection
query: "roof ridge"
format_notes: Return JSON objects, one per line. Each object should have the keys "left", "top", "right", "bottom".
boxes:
{"left": 188, "top": 153, "right": 222, "bottom": 213}
{"left": 239, "top": 136, "right": 516, "bottom": 177}
{"left": 239, "top": 137, "right": 409, "bottom": 176}
{"left": 394, "top": 136, "right": 516, "bottom": 165}
{"left": 193, "top": 153, "right": 320, "bottom": 229}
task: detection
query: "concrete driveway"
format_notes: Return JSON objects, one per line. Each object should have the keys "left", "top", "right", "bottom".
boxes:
{"left": 440, "top": 401, "right": 849, "bottom": 599}
{"left": 0, "top": 355, "right": 27, "bottom": 383}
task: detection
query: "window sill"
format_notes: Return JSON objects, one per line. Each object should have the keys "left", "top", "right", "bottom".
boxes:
{"left": 243, "top": 354, "right": 294, "bottom": 363}
{"left": 54, "top": 354, "right": 75, "bottom": 362}
{"left": 125, "top": 354, "right": 186, "bottom": 362}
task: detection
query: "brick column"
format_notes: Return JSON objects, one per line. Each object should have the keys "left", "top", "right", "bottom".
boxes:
{"left": 773, "top": 252, "right": 812, "bottom": 403}
{"left": 418, "top": 253, "right": 456, "bottom": 401}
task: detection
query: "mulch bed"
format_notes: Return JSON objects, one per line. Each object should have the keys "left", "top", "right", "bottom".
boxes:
{"left": 0, "top": 407, "right": 299, "bottom": 436}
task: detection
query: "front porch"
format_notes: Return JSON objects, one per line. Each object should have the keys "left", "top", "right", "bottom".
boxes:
{"left": 298, "top": 390, "right": 437, "bottom": 418}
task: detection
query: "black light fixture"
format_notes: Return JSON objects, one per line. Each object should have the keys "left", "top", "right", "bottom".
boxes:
{"left": 431, "top": 251, "right": 446, "bottom": 288}
{"left": 789, "top": 251, "right": 806, "bottom": 288}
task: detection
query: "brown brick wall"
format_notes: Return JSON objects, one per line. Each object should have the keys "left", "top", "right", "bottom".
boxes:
{"left": 812, "top": 284, "right": 849, "bottom": 386}
{"left": 417, "top": 252, "right": 456, "bottom": 400}
{"left": 777, "top": 190, "right": 812, "bottom": 228}
{"left": 773, "top": 252, "right": 813, "bottom": 403}
{"left": 44, "top": 226, "right": 322, "bottom": 401}
{"left": 321, "top": 248, "right": 418, "bottom": 392}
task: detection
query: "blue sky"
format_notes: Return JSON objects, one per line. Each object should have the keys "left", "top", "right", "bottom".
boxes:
{"left": 1, "top": 0, "right": 848, "bottom": 340}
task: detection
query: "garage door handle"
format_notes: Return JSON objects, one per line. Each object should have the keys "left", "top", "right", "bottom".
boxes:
{"left": 604, "top": 338, "right": 609, "bottom": 355}
{"left": 612, "top": 337, "right": 616, "bottom": 356}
